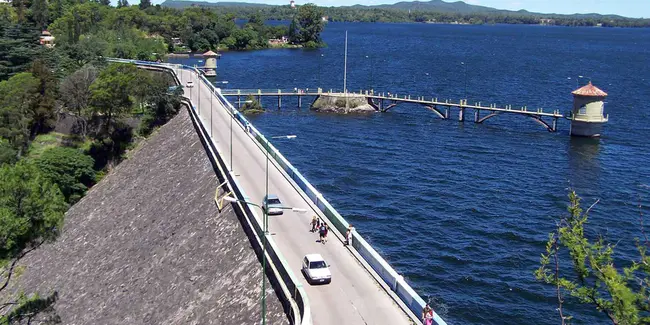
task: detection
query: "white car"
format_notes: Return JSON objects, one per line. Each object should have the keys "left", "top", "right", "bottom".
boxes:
{"left": 186, "top": 80, "right": 194, "bottom": 88}
{"left": 302, "top": 254, "right": 331, "bottom": 284}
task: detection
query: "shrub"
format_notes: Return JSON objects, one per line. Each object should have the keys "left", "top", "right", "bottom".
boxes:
{"left": 34, "top": 147, "right": 95, "bottom": 204}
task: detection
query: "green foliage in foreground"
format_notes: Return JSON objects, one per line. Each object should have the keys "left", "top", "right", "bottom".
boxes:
{"left": 536, "top": 191, "right": 650, "bottom": 324}
{"left": 34, "top": 147, "right": 95, "bottom": 204}
{"left": 0, "top": 162, "right": 67, "bottom": 314}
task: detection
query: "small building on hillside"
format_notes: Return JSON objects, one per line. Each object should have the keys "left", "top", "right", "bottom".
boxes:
{"left": 39, "top": 30, "right": 55, "bottom": 48}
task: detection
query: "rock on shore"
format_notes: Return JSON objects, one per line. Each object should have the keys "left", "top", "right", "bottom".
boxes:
{"left": 311, "top": 94, "right": 377, "bottom": 114}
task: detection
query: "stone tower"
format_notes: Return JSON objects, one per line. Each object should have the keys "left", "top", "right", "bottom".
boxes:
{"left": 570, "top": 81, "right": 609, "bottom": 137}
{"left": 202, "top": 50, "right": 219, "bottom": 77}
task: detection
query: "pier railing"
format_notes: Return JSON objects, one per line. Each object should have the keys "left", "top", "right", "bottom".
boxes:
{"left": 221, "top": 88, "right": 564, "bottom": 132}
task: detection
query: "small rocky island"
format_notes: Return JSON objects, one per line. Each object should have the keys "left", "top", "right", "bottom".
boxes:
{"left": 311, "top": 93, "right": 377, "bottom": 114}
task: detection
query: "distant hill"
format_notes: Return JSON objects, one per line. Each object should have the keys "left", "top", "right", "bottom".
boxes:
{"left": 161, "top": 1, "right": 272, "bottom": 9}
{"left": 160, "top": 0, "right": 631, "bottom": 19}
{"left": 351, "top": 0, "right": 501, "bottom": 14}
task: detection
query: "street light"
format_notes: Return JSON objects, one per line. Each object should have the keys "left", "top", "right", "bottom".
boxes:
{"left": 222, "top": 195, "right": 307, "bottom": 325}
{"left": 576, "top": 75, "right": 591, "bottom": 89}
{"left": 318, "top": 54, "right": 324, "bottom": 88}
{"left": 460, "top": 61, "right": 467, "bottom": 100}
{"left": 230, "top": 100, "right": 253, "bottom": 172}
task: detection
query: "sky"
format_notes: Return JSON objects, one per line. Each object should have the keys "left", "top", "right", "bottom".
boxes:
{"left": 169, "top": 0, "right": 650, "bottom": 18}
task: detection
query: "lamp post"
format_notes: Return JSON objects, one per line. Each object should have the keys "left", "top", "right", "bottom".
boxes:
{"left": 365, "top": 55, "right": 372, "bottom": 91}
{"left": 264, "top": 135, "right": 297, "bottom": 230}
{"left": 318, "top": 54, "right": 324, "bottom": 88}
{"left": 222, "top": 196, "right": 306, "bottom": 325}
{"left": 460, "top": 61, "right": 467, "bottom": 100}
{"left": 576, "top": 75, "right": 591, "bottom": 89}
{"left": 230, "top": 100, "right": 253, "bottom": 172}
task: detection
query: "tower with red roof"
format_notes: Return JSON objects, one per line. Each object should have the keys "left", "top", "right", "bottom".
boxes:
{"left": 570, "top": 81, "right": 609, "bottom": 137}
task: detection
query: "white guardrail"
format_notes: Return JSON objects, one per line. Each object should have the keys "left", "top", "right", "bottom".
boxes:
{"left": 109, "top": 58, "right": 447, "bottom": 325}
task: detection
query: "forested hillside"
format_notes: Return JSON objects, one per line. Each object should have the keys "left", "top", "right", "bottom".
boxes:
{"left": 161, "top": 0, "right": 650, "bottom": 27}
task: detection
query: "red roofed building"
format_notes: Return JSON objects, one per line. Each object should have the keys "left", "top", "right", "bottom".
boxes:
{"left": 570, "top": 81, "right": 608, "bottom": 137}
{"left": 572, "top": 81, "right": 608, "bottom": 97}
{"left": 201, "top": 50, "right": 220, "bottom": 77}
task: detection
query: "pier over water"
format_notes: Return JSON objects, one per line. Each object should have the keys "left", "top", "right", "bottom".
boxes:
{"left": 221, "top": 88, "right": 578, "bottom": 133}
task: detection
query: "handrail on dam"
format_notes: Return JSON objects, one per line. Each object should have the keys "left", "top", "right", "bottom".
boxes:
{"left": 108, "top": 58, "right": 310, "bottom": 325}
{"left": 108, "top": 58, "right": 448, "bottom": 325}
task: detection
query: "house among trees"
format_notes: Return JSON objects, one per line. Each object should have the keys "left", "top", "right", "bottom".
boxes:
{"left": 39, "top": 30, "right": 55, "bottom": 48}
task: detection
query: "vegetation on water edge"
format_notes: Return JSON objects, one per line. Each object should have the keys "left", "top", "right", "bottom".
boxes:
{"left": 240, "top": 95, "right": 264, "bottom": 114}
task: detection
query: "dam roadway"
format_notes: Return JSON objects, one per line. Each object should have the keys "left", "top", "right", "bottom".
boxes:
{"left": 178, "top": 68, "right": 413, "bottom": 325}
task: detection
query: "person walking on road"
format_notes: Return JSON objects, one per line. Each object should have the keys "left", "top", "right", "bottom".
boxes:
{"left": 345, "top": 224, "right": 353, "bottom": 246}
{"left": 310, "top": 215, "right": 318, "bottom": 232}
{"left": 319, "top": 223, "right": 327, "bottom": 244}
{"left": 422, "top": 304, "right": 434, "bottom": 325}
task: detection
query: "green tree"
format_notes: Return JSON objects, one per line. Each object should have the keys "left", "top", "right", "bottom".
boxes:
{"left": 30, "top": 0, "right": 49, "bottom": 30}
{"left": 90, "top": 63, "right": 138, "bottom": 134}
{"left": 28, "top": 59, "right": 58, "bottom": 140}
{"left": 288, "top": 3, "right": 325, "bottom": 47}
{"left": 138, "top": 73, "right": 182, "bottom": 136}
{"left": 240, "top": 95, "right": 264, "bottom": 114}
{"left": 34, "top": 147, "right": 95, "bottom": 203}
{"left": 0, "top": 23, "right": 40, "bottom": 80}
{"left": 0, "top": 161, "right": 66, "bottom": 321}
{"left": 0, "top": 138, "right": 17, "bottom": 165}
{"left": 536, "top": 191, "right": 650, "bottom": 324}
{"left": 138, "top": 0, "right": 151, "bottom": 10}
{"left": 59, "top": 65, "right": 99, "bottom": 137}
{"left": 0, "top": 72, "right": 39, "bottom": 156}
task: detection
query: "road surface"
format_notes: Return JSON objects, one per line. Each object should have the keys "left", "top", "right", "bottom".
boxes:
{"left": 178, "top": 68, "right": 413, "bottom": 325}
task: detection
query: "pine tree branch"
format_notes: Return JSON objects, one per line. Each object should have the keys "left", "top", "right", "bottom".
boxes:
{"left": 553, "top": 226, "right": 567, "bottom": 325}
{"left": 0, "top": 238, "right": 46, "bottom": 293}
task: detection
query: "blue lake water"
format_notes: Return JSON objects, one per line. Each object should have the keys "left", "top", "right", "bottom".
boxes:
{"left": 173, "top": 22, "right": 650, "bottom": 324}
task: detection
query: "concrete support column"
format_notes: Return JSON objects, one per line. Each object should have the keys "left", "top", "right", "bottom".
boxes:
{"left": 552, "top": 118, "right": 558, "bottom": 132}
{"left": 278, "top": 96, "right": 282, "bottom": 109}
{"left": 459, "top": 107, "right": 465, "bottom": 122}
{"left": 445, "top": 107, "right": 449, "bottom": 119}
{"left": 238, "top": 95, "right": 241, "bottom": 109}
{"left": 298, "top": 96, "right": 302, "bottom": 108}
{"left": 474, "top": 109, "right": 480, "bottom": 123}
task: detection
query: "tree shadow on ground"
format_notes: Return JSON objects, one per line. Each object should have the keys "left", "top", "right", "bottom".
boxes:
{"left": 2, "top": 291, "right": 60, "bottom": 325}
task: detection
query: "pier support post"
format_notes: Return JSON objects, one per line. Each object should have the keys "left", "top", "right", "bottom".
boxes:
{"left": 278, "top": 96, "right": 281, "bottom": 109}
{"left": 474, "top": 109, "right": 480, "bottom": 123}
{"left": 552, "top": 118, "right": 558, "bottom": 132}
{"left": 445, "top": 107, "right": 449, "bottom": 119}
{"left": 298, "top": 96, "right": 302, "bottom": 108}
{"left": 459, "top": 107, "right": 465, "bottom": 122}
{"left": 238, "top": 95, "right": 241, "bottom": 109}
